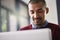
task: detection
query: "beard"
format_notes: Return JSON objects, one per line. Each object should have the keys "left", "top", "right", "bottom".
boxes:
{"left": 32, "top": 17, "right": 43, "bottom": 26}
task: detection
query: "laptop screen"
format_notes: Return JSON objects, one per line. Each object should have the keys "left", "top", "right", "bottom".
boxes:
{"left": 0, "top": 28, "right": 52, "bottom": 40}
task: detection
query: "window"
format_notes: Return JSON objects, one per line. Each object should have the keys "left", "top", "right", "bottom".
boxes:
{"left": 1, "top": 8, "right": 7, "bottom": 32}
{"left": 0, "top": 0, "right": 29, "bottom": 32}
{"left": 15, "top": 0, "right": 30, "bottom": 30}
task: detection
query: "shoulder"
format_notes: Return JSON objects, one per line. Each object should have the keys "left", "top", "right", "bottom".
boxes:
{"left": 48, "top": 23, "right": 60, "bottom": 40}
{"left": 48, "top": 22, "right": 60, "bottom": 27}
{"left": 19, "top": 24, "right": 32, "bottom": 31}
{"left": 47, "top": 22, "right": 60, "bottom": 30}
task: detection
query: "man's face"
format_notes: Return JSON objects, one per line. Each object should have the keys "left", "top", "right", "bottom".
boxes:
{"left": 28, "top": 2, "right": 48, "bottom": 26}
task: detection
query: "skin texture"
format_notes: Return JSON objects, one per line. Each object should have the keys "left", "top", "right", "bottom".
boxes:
{"left": 28, "top": 2, "right": 49, "bottom": 27}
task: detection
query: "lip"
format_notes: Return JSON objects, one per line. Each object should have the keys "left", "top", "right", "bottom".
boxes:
{"left": 34, "top": 18, "right": 41, "bottom": 20}
{"left": 34, "top": 19, "right": 40, "bottom": 22}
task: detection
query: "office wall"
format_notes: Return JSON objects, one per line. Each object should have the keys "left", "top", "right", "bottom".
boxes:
{"left": 1, "top": 0, "right": 29, "bottom": 31}
{"left": 1, "top": 0, "right": 16, "bottom": 13}
{"left": 18, "top": 2, "right": 29, "bottom": 28}
{"left": 1, "top": 0, "right": 17, "bottom": 31}
{"left": 45, "top": 0, "right": 58, "bottom": 24}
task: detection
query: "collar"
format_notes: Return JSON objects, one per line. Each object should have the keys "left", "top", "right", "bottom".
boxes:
{"left": 32, "top": 20, "right": 48, "bottom": 29}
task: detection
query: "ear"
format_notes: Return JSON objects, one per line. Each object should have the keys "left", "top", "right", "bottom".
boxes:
{"left": 46, "top": 7, "right": 49, "bottom": 14}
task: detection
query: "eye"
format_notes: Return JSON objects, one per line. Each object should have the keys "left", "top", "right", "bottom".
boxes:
{"left": 30, "top": 11, "right": 34, "bottom": 14}
{"left": 38, "top": 10, "right": 43, "bottom": 13}
{"left": 37, "top": 8, "right": 44, "bottom": 13}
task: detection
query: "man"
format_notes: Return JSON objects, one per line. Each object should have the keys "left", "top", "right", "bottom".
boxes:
{"left": 20, "top": 0, "right": 60, "bottom": 40}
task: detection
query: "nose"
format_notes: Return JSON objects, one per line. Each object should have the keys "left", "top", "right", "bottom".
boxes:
{"left": 34, "top": 12, "right": 39, "bottom": 18}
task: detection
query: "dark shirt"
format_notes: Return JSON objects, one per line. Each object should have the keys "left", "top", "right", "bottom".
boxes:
{"left": 20, "top": 22, "right": 60, "bottom": 40}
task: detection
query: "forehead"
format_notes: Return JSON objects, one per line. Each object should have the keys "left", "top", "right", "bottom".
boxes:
{"left": 28, "top": 2, "right": 44, "bottom": 10}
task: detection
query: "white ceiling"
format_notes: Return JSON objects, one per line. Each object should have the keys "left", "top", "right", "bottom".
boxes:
{"left": 22, "top": 0, "right": 30, "bottom": 4}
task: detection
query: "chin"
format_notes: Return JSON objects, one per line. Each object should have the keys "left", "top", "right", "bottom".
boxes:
{"left": 35, "top": 23, "right": 41, "bottom": 25}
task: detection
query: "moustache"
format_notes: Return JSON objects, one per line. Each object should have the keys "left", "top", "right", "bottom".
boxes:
{"left": 34, "top": 17, "right": 42, "bottom": 20}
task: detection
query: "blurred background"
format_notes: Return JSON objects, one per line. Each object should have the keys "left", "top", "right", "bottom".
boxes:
{"left": 0, "top": 0, "right": 60, "bottom": 32}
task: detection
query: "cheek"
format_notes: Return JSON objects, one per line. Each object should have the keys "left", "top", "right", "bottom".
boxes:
{"left": 31, "top": 15, "right": 34, "bottom": 21}
{"left": 39, "top": 13, "right": 45, "bottom": 20}
{"left": 31, "top": 15, "right": 34, "bottom": 19}
{"left": 39, "top": 13, "right": 44, "bottom": 17}
{"left": 42, "top": 14, "right": 45, "bottom": 19}
{"left": 29, "top": 13, "right": 33, "bottom": 17}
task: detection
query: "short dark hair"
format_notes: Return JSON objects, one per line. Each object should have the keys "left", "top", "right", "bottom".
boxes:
{"left": 28, "top": 0, "right": 46, "bottom": 6}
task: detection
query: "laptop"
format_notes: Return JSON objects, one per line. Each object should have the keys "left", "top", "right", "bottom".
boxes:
{"left": 0, "top": 28, "right": 52, "bottom": 40}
